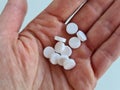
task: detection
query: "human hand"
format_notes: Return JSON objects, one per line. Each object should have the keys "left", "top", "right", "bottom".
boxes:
{"left": 0, "top": 0, "right": 120, "bottom": 90}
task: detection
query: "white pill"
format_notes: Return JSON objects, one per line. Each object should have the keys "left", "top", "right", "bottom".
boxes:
{"left": 66, "top": 22, "right": 78, "bottom": 35}
{"left": 43, "top": 47, "right": 55, "bottom": 58}
{"left": 54, "top": 36, "right": 66, "bottom": 43}
{"left": 57, "top": 55, "right": 69, "bottom": 66}
{"left": 50, "top": 53, "right": 60, "bottom": 65}
{"left": 69, "top": 37, "right": 81, "bottom": 49}
{"left": 55, "top": 42, "right": 65, "bottom": 53}
{"left": 61, "top": 46, "right": 72, "bottom": 57}
{"left": 77, "top": 31, "right": 87, "bottom": 42}
{"left": 63, "top": 59, "right": 76, "bottom": 70}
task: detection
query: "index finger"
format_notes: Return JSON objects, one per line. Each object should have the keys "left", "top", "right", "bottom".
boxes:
{"left": 45, "top": 0, "right": 87, "bottom": 22}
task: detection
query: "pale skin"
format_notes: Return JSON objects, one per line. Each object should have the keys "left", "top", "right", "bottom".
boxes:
{"left": 0, "top": 0, "right": 120, "bottom": 90}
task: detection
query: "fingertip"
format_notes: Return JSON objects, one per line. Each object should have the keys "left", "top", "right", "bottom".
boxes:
{"left": 7, "top": 0, "right": 28, "bottom": 15}
{"left": 0, "top": 0, "right": 28, "bottom": 33}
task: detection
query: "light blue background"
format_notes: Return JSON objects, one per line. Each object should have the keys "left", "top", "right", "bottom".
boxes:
{"left": 0, "top": 0, "right": 120, "bottom": 90}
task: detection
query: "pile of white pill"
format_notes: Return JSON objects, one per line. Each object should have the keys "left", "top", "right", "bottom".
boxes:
{"left": 43, "top": 22, "right": 87, "bottom": 70}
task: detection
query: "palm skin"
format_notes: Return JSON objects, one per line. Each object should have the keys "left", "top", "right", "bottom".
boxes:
{"left": 0, "top": 0, "right": 120, "bottom": 90}
{"left": 18, "top": 12, "right": 96, "bottom": 90}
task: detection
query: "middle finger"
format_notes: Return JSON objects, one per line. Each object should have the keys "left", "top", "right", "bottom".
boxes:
{"left": 71, "top": 0, "right": 114, "bottom": 32}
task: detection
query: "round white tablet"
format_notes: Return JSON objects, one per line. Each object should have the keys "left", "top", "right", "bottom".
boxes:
{"left": 43, "top": 47, "right": 55, "bottom": 58}
{"left": 77, "top": 31, "right": 87, "bottom": 42}
{"left": 50, "top": 53, "right": 60, "bottom": 65}
{"left": 57, "top": 55, "right": 69, "bottom": 66}
{"left": 61, "top": 46, "right": 72, "bottom": 57}
{"left": 69, "top": 37, "right": 81, "bottom": 49}
{"left": 55, "top": 42, "right": 65, "bottom": 53}
{"left": 66, "top": 22, "right": 78, "bottom": 35}
{"left": 54, "top": 36, "right": 66, "bottom": 43}
{"left": 63, "top": 59, "right": 76, "bottom": 70}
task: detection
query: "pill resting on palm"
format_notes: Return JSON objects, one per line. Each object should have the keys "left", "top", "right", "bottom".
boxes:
{"left": 66, "top": 22, "right": 78, "bottom": 34}
{"left": 54, "top": 36, "right": 66, "bottom": 43}
{"left": 61, "top": 46, "right": 72, "bottom": 57}
{"left": 43, "top": 47, "right": 55, "bottom": 59}
{"left": 55, "top": 42, "right": 65, "bottom": 53}
{"left": 50, "top": 53, "right": 60, "bottom": 65}
{"left": 69, "top": 37, "right": 81, "bottom": 49}
{"left": 43, "top": 22, "right": 87, "bottom": 70}
{"left": 77, "top": 31, "right": 87, "bottom": 42}
{"left": 63, "top": 59, "right": 76, "bottom": 70}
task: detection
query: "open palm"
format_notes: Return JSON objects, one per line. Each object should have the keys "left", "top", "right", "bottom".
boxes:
{"left": 0, "top": 0, "right": 120, "bottom": 90}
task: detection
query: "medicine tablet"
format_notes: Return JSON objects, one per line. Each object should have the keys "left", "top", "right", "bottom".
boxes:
{"left": 69, "top": 37, "right": 81, "bottom": 49}
{"left": 77, "top": 31, "right": 87, "bottom": 42}
{"left": 61, "top": 46, "right": 72, "bottom": 57}
{"left": 63, "top": 59, "right": 76, "bottom": 70}
{"left": 55, "top": 42, "right": 65, "bottom": 53}
{"left": 54, "top": 36, "right": 66, "bottom": 43}
{"left": 57, "top": 55, "right": 69, "bottom": 66}
{"left": 43, "top": 47, "right": 55, "bottom": 59}
{"left": 50, "top": 53, "right": 60, "bottom": 65}
{"left": 66, "top": 22, "right": 78, "bottom": 35}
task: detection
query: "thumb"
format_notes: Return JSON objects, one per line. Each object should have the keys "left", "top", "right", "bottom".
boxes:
{"left": 0, "top": 0, "right": 27, "bottom": 35}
